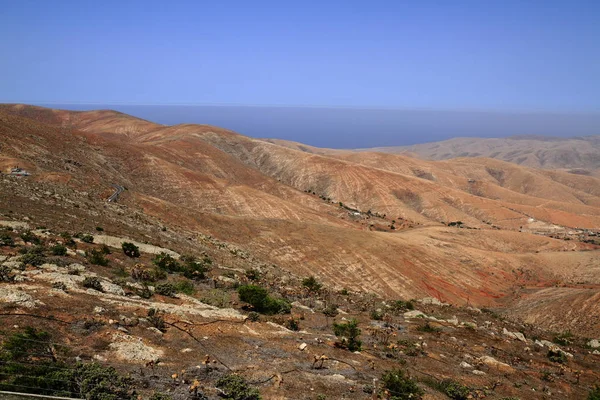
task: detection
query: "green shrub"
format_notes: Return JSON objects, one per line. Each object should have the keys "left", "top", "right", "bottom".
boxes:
{"left": 149, "top": 393, "right": 173, "bottom": 400}
{"left": 284, "top": 317, "right": 300, "bottom": 331}
{"left": 61, "top": 232, "right": 77, "bottom": 248}
{"left": 0, "top": 232, "right": 14, "bottom": 247}
{"left": 51, "top": 244, "right": 67, "bottom": 256}
{"left": 416, "top": 322, "right": 441, "bottom": 333}
{"left": 80, "top": 234, "right": 94, "bottom": 243}
{"left": 333, "top": 319, "right": 362, "bottom": 351}
{"left": 237, "top": 285, "right": 291, "bottom": 315}
{"left": 147, "top": 309, "right": 167, "bottom": 332}
{"left": 20, "top": 231, "right": 41, "bottom": 244}
{"left": 153, "top": 252, "right": 181, "bottom": 272}
{"left": 245, "top": 268, "right": 261, "bottom": 281}
{"left": 547, "top": 348, "right": 567, "bottom": 364}
{"left": 95, "top": 226, "right": 104, "bottom": 232}
{"left": 0, "top": 265, "right": 15, "bottom": 282}
{"left": 20, "top": 246, "right": 46, "bottom": 266}
{"left": 155, "top": 282, "right": 177, "bottom": 297}
{"left": 182, "top": 255, "right": 211, "bottom": 280}
{"left": 380, "top": 369, "right": 422, "bottom": 400}
{"left": 391, "top": 300, "right": 414, "bottom": 313}
{"left": 553, "top": 331, "right": 573, "bottom": 346}
{"left": 589, "top": 386, "right": 600, "bottom": 400}
{"left": 121, "top": 242, "right": 140, "bottom": 258}
{"left": 83, "top": 277, "right": 103, "bottom": 292}
{"left": 173, "top": 279, "right": 195, "bottom": 295}
{"left": 216, "top": 374, "right": 261, "bottom": 400}
{"left": 439, "top": 380, "right": 470, "bottom": 400}
{"left": 323, "top": 304, "right": 339, "bottom": 318}
{"left": 86, "top": 249, "right": 109, "bottom": 266}
{"left": 302, "top": 276, "right": 322, "bottom": 292}
{"left": 0, "top": 327, "right": 135, "bottom": 399}
{"left": 370, "top": 309, "right": 384, "bottom": 320}
{"left": 100, "top": 244, "right": 111, "bottom": 255}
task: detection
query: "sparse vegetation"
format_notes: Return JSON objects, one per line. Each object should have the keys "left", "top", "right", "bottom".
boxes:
{"left": 0, "top": 327, "right": 135, "bottom": 399}
{"left": 333, "top": 319, "right": 362, "bottom": 351}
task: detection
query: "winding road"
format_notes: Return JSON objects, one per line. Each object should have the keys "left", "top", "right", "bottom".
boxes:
{"left": 107, "top": 184, "right": 125, "bottom": 202}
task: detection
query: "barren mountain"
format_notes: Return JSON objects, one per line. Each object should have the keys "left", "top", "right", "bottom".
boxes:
{"left": 358, "top": 135, "right": 600, "bottom": 174}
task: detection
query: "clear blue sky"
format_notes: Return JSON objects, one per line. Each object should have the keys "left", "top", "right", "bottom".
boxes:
{"left": 1, "top": 0, "right": 599, "bottom": 111}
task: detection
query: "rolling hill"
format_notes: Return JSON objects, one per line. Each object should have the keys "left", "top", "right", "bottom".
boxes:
{"left": 1, "top": 104, "right": 599, "bottom": 336}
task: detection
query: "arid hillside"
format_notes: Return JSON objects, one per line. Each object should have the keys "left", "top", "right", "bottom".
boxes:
{"left": 358, "top": 135, "right": 600, "bottom": 174}
{"left": 1, "top": 104, "right": 600, "bottom": 338}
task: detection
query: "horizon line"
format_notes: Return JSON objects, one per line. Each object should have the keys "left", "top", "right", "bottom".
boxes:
{"left": 3, "top": 100, "right": 600, "bottom": 116}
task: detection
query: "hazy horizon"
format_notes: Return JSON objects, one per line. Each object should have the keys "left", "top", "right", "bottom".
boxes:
{"left": 38, "top": 103, "right": 600, "bottom": 148}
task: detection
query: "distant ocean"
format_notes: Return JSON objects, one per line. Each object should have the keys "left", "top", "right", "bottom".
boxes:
{"left": 40, "top": 104, "right": 600, "bottom": 149}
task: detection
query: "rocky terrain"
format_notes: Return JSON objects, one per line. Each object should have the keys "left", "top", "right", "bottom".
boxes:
{"left": 0, "top": 104, "right": 599, "bottom": 399}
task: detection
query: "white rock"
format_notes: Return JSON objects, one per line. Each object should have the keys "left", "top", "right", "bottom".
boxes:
{"left": 299, "top": 343, "right": 308, "bottom": 351}
{"left": 403, "top": 310, "right": 426, "bottom": 319}
{"left": 472, "top": 370, "right": 487, "bottom": 375}
{"left": 587, "top": 339, "right": 600, "bottom": 348}
{"left": 418, "top": 297, "right": 446, "bottom": 306}
{"left": 94, "top": 306, "right": 106, "bottom": 314}
{"left": 460, "top": 361, "right": 473, "bottom": 369}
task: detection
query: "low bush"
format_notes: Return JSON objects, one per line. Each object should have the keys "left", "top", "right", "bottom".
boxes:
{"left": 0, "top": 265, "right": 15, "bottom": 282}
{"left": 20, "top": 231, "right": 41, "bottom": 244}
{"left": 547, "top": 348, "right": 567, "bottom": 364}
{"left": 0, "top": 327, "right": 135, "bottom": 399}
{"left": 216, "top": 374, "right": 261, "bottom": 400}
{"left": 20, "top": 246, "right": 46, "bottom": 267}
{"left": 173, "top": 279, "right": 195, "bottom": 295}
{"left": 51, "top": 244, "right": 67, "bottom": 256}
{"left": 237, "top": 285, "right": 291, "bottom": 315}
{"left": 589, "top": 386, "right": 600, "bottom": 400}
{"left": 155, "top": 282, "right": 177, "bottom": 297}
{"left": 182, "top": 255, "right": 211, "bottom": 280}
{"left": 245, "top": 268, "right": 261, "bottom": 281}
{"left": 380, "top": 369, "right": 422, "bottom": 400}
{"left": 121, "top": 242, "right": 140, "bottom": 258}
{"left": 83, "top": 276, "right": 103, "bottom": 292}
{"left": 0, "top": 232, "right": 14, "bottom": 247}
{"left": 86, "top": 249, "right": 109, "bottom": 266}
{"left": 333, "top": 319, "right": 362, "bottom": 351}
{"left": 302, "top": 275, "right": 322, "bottom": 292}
{"left": 153, "top": 252, "right": 181, "bottom": 272}
{"left": 80, "top": 234, "right": 94, "bottom": 243}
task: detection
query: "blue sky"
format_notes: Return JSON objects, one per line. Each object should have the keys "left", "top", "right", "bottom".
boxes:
{"left": 1, "top": 0, "right": 599, "bottom": 112}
